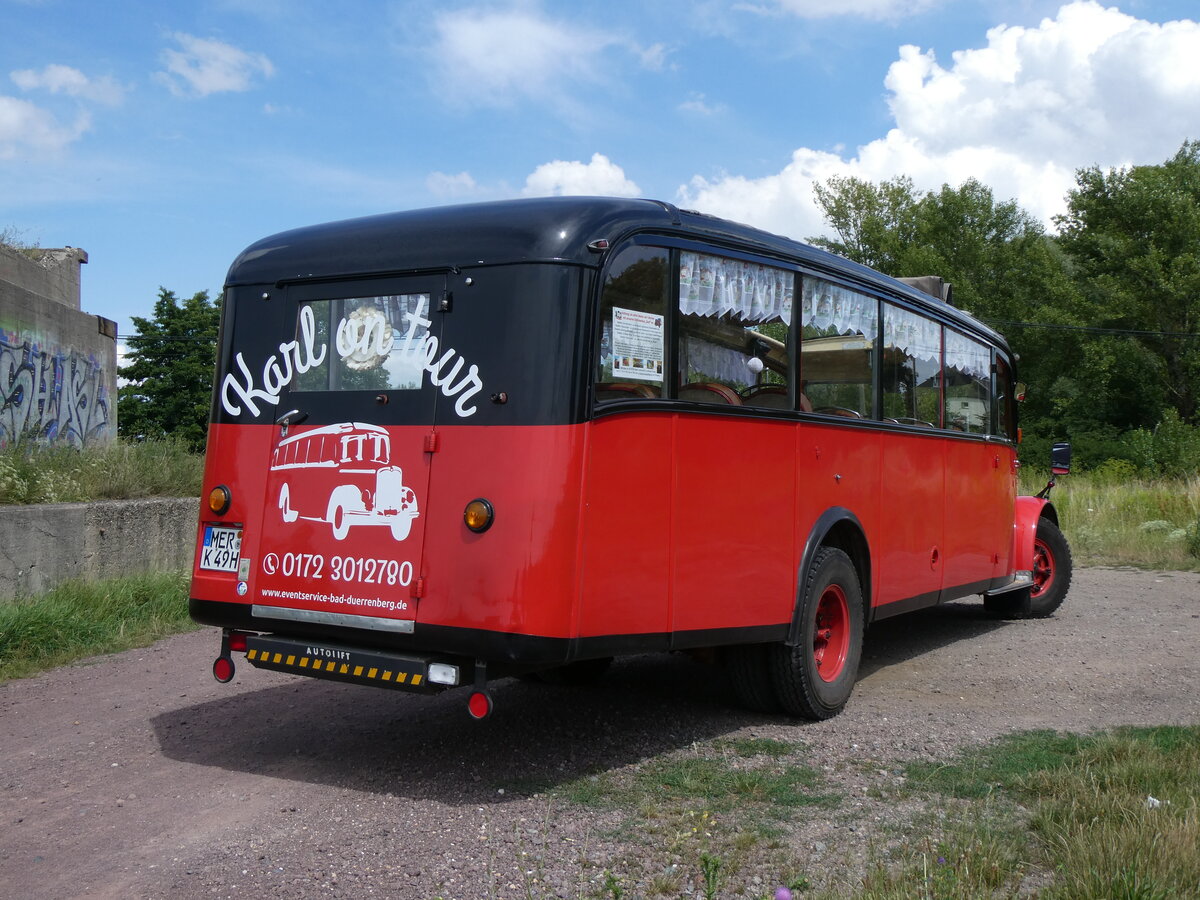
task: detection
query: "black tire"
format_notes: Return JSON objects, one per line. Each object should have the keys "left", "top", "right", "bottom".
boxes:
{"left": 535, "top": 657, "right": 613, "bottom": 685}
{"left": 770, "top": 547, "right": 864, "bottom": 720}
{"left": 724, "top": 643, "right": 780, "bottom": 713}
{"left": 985, "top": 518, "right": 1072, "bottom": 619}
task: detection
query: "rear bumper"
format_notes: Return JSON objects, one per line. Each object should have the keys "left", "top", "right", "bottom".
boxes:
{"left": 245, "top": 634, "right": 452, "bottom": 693}
{"left": 190, "top": 597, "right": 574, "bottom": 666}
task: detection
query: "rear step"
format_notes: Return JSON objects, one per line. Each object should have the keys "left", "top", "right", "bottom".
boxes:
{"left": 245, "top": 634, "right": 452, "bottom": 693}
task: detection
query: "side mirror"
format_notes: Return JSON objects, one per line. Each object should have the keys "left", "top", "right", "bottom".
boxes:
{"left": 1051, "top": 441, "right": 1071, "bottom": 476}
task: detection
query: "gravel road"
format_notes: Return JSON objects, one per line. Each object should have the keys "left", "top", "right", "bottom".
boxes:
{"left": 2, "top": 566, "right": 1198, "bottom": 899}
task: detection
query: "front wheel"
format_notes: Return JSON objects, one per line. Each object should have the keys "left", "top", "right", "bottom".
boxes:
{"left": 770, "top": 547, "right": 864, "bottom": 720}
{"left": 986, "top": 518, "right": 1072, "bottom": 618}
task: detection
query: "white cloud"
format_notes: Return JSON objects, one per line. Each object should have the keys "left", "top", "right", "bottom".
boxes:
{"left": 740, "top": 0, "right": 940, "bottom": 20}
{"left": 158, "top": 33, "right": 275, "bottom": 97}
{"left": 0, "top": 95, "right": 90, "bottom": 159}
{"left": 522, "top": 153, "right": 641, "bottom": 197}
{"left": 679, "top": 93, "right": 726, "bottom": 116}
{"left": 427, "top": 7, "right": 657, "bottom": 115}
{"left": 680, "top": 1, "right": 1200, "bottom": 239}
{"left": 11, "top": 64, "right": 126, "bottom": 105}
{"left": 427, "top": 170, "right": 481, "bottom": 199}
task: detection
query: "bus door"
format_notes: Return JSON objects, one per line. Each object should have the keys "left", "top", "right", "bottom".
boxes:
{"left": 873, "top": 304, "right": 946, "bottom": 611}
{"left": 418, "top": 264, "right": 588, "bottom": 642}
{"left": 253, "top": 276, "right": 446, "bottom": 631}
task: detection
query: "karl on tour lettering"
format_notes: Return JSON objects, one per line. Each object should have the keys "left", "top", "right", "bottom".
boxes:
{"left": 220, "top": 301, "right": 484, "bottom": 418}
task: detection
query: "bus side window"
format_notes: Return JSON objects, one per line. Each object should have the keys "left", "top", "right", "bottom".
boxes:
{"left": 881, "top": 304, "right": 941, "bottom": 427}
{"left": 677, "top": 252, "right": 793, "bottom": 407}
{"left": 945, "top": 330, "right": 992, "bottom": 433}
{"left": 995, "top": 353, "right": 1017, "bottom": 439}
{"left": 595, "top": 246, "right": 669, "bottom": 402}
{"left": 799, "top": 278, "right": 877, "bottom": 418}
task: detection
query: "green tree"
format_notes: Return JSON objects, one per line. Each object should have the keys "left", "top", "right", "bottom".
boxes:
{"left": 810, "top": 175, "right": 1083, "bottom": 436}
{"left": 118, "top": 288, "right": 220, "bottom": 450}
{"left": 1055, "top": 141, "right": 1200, "bottom": 424}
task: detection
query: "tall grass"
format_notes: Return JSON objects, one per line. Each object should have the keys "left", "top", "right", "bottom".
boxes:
{"left": 882, "top": 727, "right": 1200, "bottom": 900}
{"left": 0, "top": 437, "right": 204, "bottom": 504}
{"left": 0, "top": 572, "right": 196, "bottom": 681}
{"left": 1023, "top": 471, "right": 1200, "bottom": 570}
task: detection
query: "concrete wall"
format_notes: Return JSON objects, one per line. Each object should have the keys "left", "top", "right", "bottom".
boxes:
{"left": 0, "top": 497, "right": 198, "bottom": 600}
{"left": 0, "top": 244, "right": 118, "bottom": 448}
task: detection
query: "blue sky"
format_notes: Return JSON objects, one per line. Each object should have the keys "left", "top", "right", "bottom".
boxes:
{"left": 3, "top": 0, "right": 1199, "bottom": 342}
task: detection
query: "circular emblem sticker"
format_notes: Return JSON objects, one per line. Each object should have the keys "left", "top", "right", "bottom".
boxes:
{"left": 236, "top": 581, "right": 249, "bottom": 596}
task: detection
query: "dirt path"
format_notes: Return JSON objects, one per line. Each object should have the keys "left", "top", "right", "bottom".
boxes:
{"left": 2, "top": 567, "right": 1198, "bottom": 899}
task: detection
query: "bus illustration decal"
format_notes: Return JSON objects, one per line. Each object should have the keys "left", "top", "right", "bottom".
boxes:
{"left": 269, "top": 422, "right": 419, "bottom": 541}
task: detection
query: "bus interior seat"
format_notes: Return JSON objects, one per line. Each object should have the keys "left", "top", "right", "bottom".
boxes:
{"left": 814, "top": 406, "right": 863, "bottom": 418}
{"left": 596, "top": 382, "right": 659, "bottom": 401}
{"left": 678, "top": 382, "right": 743, "bottom": 405}
{"left": 741, "top": 384, "right": 792, "bottom": 410}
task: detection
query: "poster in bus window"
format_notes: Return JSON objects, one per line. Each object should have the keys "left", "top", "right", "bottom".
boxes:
{"left": 611, "top": 306, "right": 664, "bottom": 382}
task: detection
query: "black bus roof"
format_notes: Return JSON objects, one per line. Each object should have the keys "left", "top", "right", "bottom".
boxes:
{"left": 226, "top": 196, "right": 1007, "bottom": 349}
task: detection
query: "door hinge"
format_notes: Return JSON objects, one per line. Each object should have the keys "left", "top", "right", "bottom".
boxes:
{"left": 412, "top": 576, "right": 426, "bottom": 599}
{"left": 424, "top": 431, "right": 440, "bottom": 453}
{"left": 438, "top": 290, "right": 453, "bottom": 312}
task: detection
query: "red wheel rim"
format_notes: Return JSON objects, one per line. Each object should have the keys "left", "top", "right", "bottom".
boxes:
{"left": 1031, "top": 537, "right": 1055, "bottom": 598}
{"left": 813, "top": 584, "right": 850, "bottom": 682}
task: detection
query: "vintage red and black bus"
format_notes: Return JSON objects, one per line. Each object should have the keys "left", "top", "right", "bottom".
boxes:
{"left": 190, "top": 197, "right": 1071, "bottom": 720}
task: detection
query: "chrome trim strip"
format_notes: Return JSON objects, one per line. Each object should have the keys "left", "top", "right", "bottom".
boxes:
{"left": 251, "top": 604, "right": 415, "bottom": 634}
{"left": 984, "top": 571, "right": 1033, "bottom": 596}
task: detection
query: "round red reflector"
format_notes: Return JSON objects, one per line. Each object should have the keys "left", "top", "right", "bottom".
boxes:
{"left": 213, "top": 656, "right": 235, "bottom": 683}
{"left": 467, "top": 691, "right": 493, "bottom": 719}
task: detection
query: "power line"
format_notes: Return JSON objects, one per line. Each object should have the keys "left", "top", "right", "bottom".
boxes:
{"left": 984, "top": 318, "right": 1200, "bottom": 340}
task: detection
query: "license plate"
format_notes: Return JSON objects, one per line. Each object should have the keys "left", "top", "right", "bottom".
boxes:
{"left": 200, "top": 525, "right": 242, "bottom": 572}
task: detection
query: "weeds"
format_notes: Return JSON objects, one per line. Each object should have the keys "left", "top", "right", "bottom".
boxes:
{"left": 0, "top": 572, "right": 195, "bottom": 680}
{"left": 1020, "top": 471, "right": 1200, "bottom": 570}
{"left": 0, "top": 437, "right": 204, "bottom": 505}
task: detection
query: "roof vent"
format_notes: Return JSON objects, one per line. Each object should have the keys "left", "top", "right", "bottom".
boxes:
{"left": 897, "top": 275, "right": 953, "bottom": 306}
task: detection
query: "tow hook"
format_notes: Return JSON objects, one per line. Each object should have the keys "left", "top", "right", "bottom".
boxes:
{"left": 467, "top": 659, "right": 493, "bottom": 719}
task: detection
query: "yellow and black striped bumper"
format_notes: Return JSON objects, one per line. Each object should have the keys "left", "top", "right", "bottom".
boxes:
{"left": 245, "top": 635, "right": 442, "bottom": 693}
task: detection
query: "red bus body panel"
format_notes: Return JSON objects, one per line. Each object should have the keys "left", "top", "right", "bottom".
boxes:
{"left": 194, "top": 415, "right": 1020, "bottom": 648}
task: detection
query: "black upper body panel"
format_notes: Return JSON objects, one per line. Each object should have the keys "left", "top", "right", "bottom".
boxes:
{"left": 224, "top": 196, "right": 1008, "bottom": 353}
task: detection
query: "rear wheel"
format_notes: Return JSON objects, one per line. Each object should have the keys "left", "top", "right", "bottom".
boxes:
{"left": 770, "top": 547, "right": 864, "bottom": 720}
{"left": 535, "top": 657, "right": 613, "bottom": 685}
{"left": 725, "top": 643, "right": 780, "bottom": 713}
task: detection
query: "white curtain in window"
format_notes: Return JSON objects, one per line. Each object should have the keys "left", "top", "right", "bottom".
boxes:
{"left": 680, "top": 251, "right": 793, "bottom": 323}
{"left": 801, "top": 277, "right": 878, "bottom": 340}
{"left": 684, "top": 336, "right": 752, "bottom": 385}
{"left": 945, "top": 329, "right": 990, "bottom": 380}
{"left": 884, "top": 304, "right": 941, "bottom": 363}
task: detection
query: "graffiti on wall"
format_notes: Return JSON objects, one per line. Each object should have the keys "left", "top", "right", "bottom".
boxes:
{"left": 1, "top": 330, "right": 111, "bottom": 448}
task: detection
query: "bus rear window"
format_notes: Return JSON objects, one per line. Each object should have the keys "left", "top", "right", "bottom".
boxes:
{"left": 294, "top": 294, "right": 432, "bottom": 392}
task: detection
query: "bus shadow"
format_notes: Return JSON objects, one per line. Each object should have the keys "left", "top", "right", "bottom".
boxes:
{"left": 859, "top": 600, "right": 1008, "bottom": 679}
{"left": 152, "top": 603, "right": 1006, "bottom": 804}
{"left": 152, "top": 654, "right": 752, "bottom": 805}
